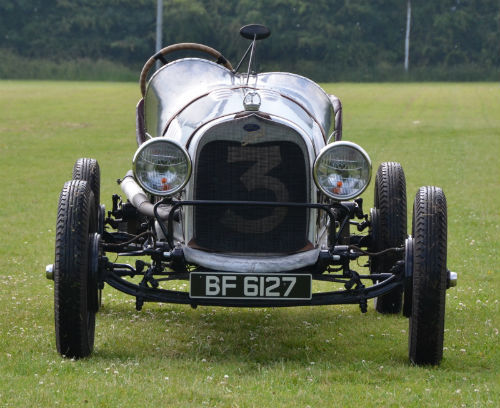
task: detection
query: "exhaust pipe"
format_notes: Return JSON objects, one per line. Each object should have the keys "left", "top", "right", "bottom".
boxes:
{"left": 120, "top": 170, "right": 170, "bottom": 219}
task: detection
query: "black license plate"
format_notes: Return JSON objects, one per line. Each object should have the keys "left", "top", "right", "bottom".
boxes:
{"left": 189, "top": 272, "right": 312, "bottom": 300}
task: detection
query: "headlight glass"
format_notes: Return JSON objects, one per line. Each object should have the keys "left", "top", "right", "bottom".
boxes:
{"left": 313, "top": 141, "right": 372, "bottom": 200}
{"left": 133, "top": 139, "right": 191, "bottom": 196}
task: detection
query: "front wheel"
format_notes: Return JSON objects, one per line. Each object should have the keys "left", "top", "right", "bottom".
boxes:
{"left": 408, "top": 186, "right": 447, "bottom": 365}
{"left": 54, "top": 180, "right": 97, "bottom": 358}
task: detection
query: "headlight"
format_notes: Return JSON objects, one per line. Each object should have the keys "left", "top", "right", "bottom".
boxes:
{"left": 133, "top": 138, "right": 192, "bottom": 196}
{"left": 313, "top": 141, "right": 372, "bottom": 200}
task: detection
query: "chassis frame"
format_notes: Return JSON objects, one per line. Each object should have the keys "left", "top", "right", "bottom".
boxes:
{"left": 98, "top": 197, "right": 407, "bottom": 313}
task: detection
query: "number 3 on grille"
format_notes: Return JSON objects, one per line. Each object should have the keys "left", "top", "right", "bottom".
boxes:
{"left": 222, "top": 145, "right": 289, "bottom": 233}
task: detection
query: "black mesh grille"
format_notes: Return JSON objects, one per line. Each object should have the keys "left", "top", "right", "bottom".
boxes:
{"left": 193, "top": 126, "right": 308, "bottom": 253}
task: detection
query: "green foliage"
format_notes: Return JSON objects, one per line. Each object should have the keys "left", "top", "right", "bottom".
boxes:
{"left": 0, "top": 1, "right": 499, "bottom": 80}
{"left": 412, "top": 0, "right": 500, "bottom": 68}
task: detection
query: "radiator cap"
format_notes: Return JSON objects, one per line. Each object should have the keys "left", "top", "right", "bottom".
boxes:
{"left": 243, "top": 91, "right": 261, "bottom": 111}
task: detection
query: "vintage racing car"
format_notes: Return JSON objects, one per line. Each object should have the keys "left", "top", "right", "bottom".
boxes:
{"left": 47, "top": 24, "right": 457, "bottom": 364}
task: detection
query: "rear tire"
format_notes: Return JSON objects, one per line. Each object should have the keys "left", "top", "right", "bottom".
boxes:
{"left": 54, "top": 180, "right": 97, "bottom": 358}
{"left": 408, "top": 186, "right": 447, "bottom": 365}
{"left": 370, "top": 162, "right": 407, "bottom": 314}
{"left": 73, "top": 158, "right": 100, "bottom": 210}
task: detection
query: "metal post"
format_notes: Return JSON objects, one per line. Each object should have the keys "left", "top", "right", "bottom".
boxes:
{"left": 155, "top": 0, "right": 163, "bottom": 71}
{"left": 404, "top": 0, "right": 411, "bottom": 72}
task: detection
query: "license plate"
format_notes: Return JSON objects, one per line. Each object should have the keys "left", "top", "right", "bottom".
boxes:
{"left": 189, "top": 272, "right": 312, "bottom": 300}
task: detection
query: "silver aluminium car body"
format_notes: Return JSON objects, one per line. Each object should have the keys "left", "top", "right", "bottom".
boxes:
{"left": 124, "top": 58, "right": 343, "bottom": 272}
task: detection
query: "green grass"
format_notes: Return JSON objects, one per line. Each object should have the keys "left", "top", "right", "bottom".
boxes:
{"left": 0, "top": 81, "right": 498, "bottom": 407}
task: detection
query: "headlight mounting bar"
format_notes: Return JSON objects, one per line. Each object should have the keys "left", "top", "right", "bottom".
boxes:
{"left": 154, "top": 199, "right": 340, "bottom": 251}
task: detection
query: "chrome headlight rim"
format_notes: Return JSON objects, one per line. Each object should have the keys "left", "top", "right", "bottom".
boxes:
{"left": 132, "top": 138, "right": 192, "bottom": 196}
{"left": 313, "top": 141, "right": 372, "bottom": 200}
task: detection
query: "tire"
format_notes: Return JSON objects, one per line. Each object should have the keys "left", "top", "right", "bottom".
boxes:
{"left": 54, "top": 180, "right": 97, "bottom": 358}
{"left": 73, "top": 158, "right": 100, "bottom": 209}
{"left": 370, "top": 162, "right": 407, "bottom": 314}
{"left": 409, "top": 186, "right": 447, "bottom": 365}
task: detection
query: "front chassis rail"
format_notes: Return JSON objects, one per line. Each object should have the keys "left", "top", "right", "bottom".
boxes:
{"left": 105, "top": 271, "right": 402, "bottom": 308}
{"left": 101, "top": 197, "right": 405, "bottom": 310}
{"left": 156, "top": 199, "right": 344, "bottom": 250}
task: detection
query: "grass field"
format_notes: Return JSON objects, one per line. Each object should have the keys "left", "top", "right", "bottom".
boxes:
{"left": 0, "top": 81, "right": 498, "bottom": 407}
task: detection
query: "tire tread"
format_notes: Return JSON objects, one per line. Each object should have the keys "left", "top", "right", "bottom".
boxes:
{"left": 409, "top": 186, "right": 447, "bottom": 365}
{"left": 54, "top": 180, "right": 95, "bottom": 358}
{"left": 372, "top": 162, "right": 407, "bottom": 313}
{"left": 72, "top": 158, "right": 100, "bottom": 206}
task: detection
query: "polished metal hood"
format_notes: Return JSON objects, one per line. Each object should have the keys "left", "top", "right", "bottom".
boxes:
{"left": 144, "top": 58, "right": 336, "bottom": 144}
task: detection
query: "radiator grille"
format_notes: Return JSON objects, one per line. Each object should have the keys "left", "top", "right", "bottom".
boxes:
{"left": 193, "top": 119, "right": 309, "bottom": 253}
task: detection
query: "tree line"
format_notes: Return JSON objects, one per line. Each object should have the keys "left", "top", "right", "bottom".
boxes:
{"left": 1, "top": 0, "right": 498, "bottom": 81}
